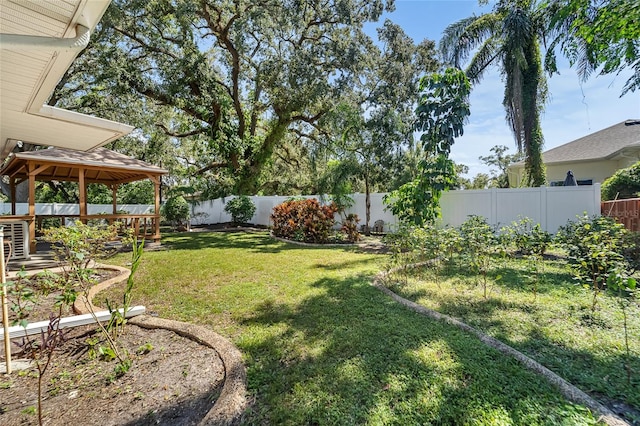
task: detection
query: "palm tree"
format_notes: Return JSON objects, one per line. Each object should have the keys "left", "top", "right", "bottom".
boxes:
{"left": 440, "top": 0, "right": 549, "bottom": 186}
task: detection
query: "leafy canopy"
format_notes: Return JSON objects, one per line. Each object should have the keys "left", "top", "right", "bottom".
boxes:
{"left": 440, "top": 0, "right": 548, "bottom": 186}
{"left": 385, "top": 68, "right": 471, "bottom": 226}
{"left": 547, "top": 0, "right": 640, "bottom": 96}
{"left": 54, "top": 0, "right": 395, "bottom": 195}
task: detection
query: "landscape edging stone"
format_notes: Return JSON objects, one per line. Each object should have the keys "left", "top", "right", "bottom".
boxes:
{"left": 73, "top": 263, "right": 248, "bottom": 426}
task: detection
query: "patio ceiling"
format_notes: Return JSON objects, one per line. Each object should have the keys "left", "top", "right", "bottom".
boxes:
{"left": 0, "top": 0, "right": 133, "bottom": 161}
{"left": 0, "top": 147, "right": 168, "bottom": 185}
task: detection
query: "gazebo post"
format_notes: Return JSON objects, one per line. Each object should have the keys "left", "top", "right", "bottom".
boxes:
{"left": 79, "top": 168, "right": 87, "bottom": 224}
{"left": 111, "top": 184, "right": 119, "bottom": 218}
{"left": 28, "top": 163, "right": 36, "bottom": 253}
{"left": 10, "top": 177, "right": 16, "bottom": 215}
{"left": 153, "top": 176, "right": 161, "bottom": 242}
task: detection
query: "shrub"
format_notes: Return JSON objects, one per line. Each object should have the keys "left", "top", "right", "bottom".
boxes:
{"left": 602, "top": 161, "right": 640, "bottom": 200}
{"left": 43, "top": 221, "right": 120, "bottom": 271}
{"left": 341, "top": 213, "right": 361, "bottom": 243}
{"left": 162, "top": 195, "right": 190, "bottom": 229}
{"left": 622, "top": 231, "right": 640, "bottom": 274}
{"left": 271, "top": 198, "right": 337, "bottom": 243}
{"left": 555, "top": 213, "right": 628, "bottom": 309}
{"left": 458, "top": 215, "right": 497, "bottom": 298}
{"left": 224, "top": 195, "right": 256, "bottom": 224}
{"left": 555, "top": 214, "right": 627, "bottom": 264}
{"left": 501, "top": 217, "right": 551, "bottom": 256}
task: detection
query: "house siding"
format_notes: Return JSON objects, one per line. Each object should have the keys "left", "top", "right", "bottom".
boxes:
{"left": 509, "top": 158, "right": 640, "bottom": 187}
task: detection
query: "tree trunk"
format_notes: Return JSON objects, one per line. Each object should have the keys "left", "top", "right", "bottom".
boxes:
{"left": 365, "top": 176, "right": 371, "bottom": 236}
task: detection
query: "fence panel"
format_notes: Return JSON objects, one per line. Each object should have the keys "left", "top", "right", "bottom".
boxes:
{"left": 0, "top": 186, "right": 600, "bottom": 234}
{"left": 191, "top": 185, "right": 600, "bottom": 234}
{"left": 0, "top": 203, "right": 154, "bottom": 217}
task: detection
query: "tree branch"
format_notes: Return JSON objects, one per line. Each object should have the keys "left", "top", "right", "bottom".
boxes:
{"left": 156, "top": 123, "right": 206, "bottom": 138}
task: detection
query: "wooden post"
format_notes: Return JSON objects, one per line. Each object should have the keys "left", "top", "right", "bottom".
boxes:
{"left": 111, "top": 184, "right": 118, "bottom": 215}
{"left": 78, "top": 168, "right": 87, "bottom": 224}
{"left": 10, "top": 178, "right": 16, "bottom": 216}
{"left": 28, "top": 164, "right": 36, "bottom": 253}
{"left": 153, "top": 176, "right": 161, "bottom": 242}
{"left": 1, "top": 227, "right": 11, "bottom": 374}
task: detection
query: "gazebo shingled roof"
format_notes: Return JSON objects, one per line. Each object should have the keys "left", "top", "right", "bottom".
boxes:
{"left": 0, "top": 147, "right": 167, "bottom": 184}
{"left": 0, "top": 147, "right": 168, "bottom": 253}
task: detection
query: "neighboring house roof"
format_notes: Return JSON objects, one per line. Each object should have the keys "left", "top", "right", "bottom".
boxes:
{"left": 0, "top": 0, "right": 133, "bottom": 160}
{"left": 0, "top": 147, "right": 168, "bottom": 185}
{"left": 541, "top": 120, "right": 640, "bottom": 165}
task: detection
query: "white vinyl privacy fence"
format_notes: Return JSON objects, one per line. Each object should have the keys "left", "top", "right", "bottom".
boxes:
{"left": 190, "top": 184, "right": 601, "bottom": 234}
{"left": 0, "top": 203, "right": 154, "bottom": 216}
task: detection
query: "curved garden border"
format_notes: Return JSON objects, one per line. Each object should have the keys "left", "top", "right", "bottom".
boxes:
{"left": 71, "top": 264, "right": 248, "bottom": 426}
{"left": 270, "top": 233, "right": 357, "bottom": 248}
{"left": 373, "top": 266, "right": 631, "bottom": 426}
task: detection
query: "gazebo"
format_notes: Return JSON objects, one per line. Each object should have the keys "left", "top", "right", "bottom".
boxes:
{"left": 0, "top": 147, "right": 168, "bottom": 253}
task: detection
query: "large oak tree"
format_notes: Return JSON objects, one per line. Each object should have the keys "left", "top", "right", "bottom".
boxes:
{"left": 52, "top": 0, "right": 395, "bottom": 195}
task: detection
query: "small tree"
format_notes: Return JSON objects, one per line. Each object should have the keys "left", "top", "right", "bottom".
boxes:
{"left": 502, "top": 217, "right": 551, "bottom": 256}
{"left": 385, "top": 68, "right": 470, "bottom": 225}
{"left": 224, "top": 195, "right": 256, "bottom": 224}
{"left": 458, "top": 215, "right": 497, "bottom": 298}
{"left": 479, "top": 145, "right": 524, "bottom": 188}
{"left": 19, "top": 222, "right": 136, "bottom": 426}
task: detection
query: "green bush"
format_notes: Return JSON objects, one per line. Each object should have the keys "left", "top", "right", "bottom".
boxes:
{"left": 501, "top": 217, "right": 551, "bottom": 256}
{"left": 271, "top": 198, "right": 337, "bottom": 243}
{"left": 555, "top": 214, "right": 628, "bottom": 308}
{"left": 162, "top": 195, "right": 190, "bottom": 228}
{"left": 602, "top": 161, "right": 640, "bottom": 200}
{"left": 622, "top": 231, "right": 640, "bottom": 274}
{"left": 43, "top": 220, "right": 120, "bottom": 271}
{"left": 224, "top": 195, "right": 256, "bottom": 224}
{"left": 458, "top": 215, "right": 497, "bottom": 298}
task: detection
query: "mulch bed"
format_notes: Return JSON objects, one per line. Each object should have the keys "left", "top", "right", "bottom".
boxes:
{"left": 1, "top": 269, "right": 225, "bottom": 425}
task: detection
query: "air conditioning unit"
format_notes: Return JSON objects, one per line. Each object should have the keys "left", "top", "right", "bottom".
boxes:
{"left": 3, "top": 221, "right": 29, "bottom": 260}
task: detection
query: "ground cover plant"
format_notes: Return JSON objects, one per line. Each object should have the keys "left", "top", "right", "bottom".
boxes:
{"left": 99, "top": 230, "right": 602, "bottom": 425}
{"left": 382, "top": 217, "right": 640, "bottom": 424}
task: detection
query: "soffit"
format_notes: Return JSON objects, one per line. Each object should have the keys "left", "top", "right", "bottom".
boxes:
{"left": 0, "top": 0, "right": 133, "bottom": 161}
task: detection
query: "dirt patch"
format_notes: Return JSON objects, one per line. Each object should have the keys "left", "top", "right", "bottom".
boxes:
{"left": 6, "top": 268, "right": 122, "bottom": 323}
{"left": 1, "top": 266, "right": 246, "bottom": 425}
{"left": 0, "top": 323, "right": 224, "bottom": 425}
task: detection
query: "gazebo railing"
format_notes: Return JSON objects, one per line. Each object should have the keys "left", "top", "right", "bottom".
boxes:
{"left": 35, "top": 214, "right": 160, "bottom": 240}
{"left": 26, "top": 213, "right": 159, "bottom": 240}
{"left": 84, "top": 214, "right": 160, "bottom": 240}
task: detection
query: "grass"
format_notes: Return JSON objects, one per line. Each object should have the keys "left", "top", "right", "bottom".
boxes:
{"left": 100, "top": 231, "right": 603, "bottom": 425}
{"left": 385, "top": 254, "right": 640, "bottom": 417}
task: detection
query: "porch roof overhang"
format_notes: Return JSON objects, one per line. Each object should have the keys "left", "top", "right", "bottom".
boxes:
{"left": 0, "top": 147, "right": 168, "bottom": 185}
{"left": 0, "top": 0, "right": 133, "bottom": 160}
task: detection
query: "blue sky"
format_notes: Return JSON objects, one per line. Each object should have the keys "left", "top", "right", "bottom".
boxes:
{"left": 366, "top": 0, "right": 640, "bottom": 178}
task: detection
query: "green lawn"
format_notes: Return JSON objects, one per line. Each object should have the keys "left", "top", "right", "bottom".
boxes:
{"left": 384, "top": 255, "right": 640, "bottom": 417}
{"left": 101, "top": 231, "right": 602, "bottom": 425}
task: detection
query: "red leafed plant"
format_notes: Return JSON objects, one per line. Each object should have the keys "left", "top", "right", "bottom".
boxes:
{"left": 271, "top": 198, "right": 338, "bottom": 243}
{"left": 341, "top": 213, "right": 361, "bottom": 243}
